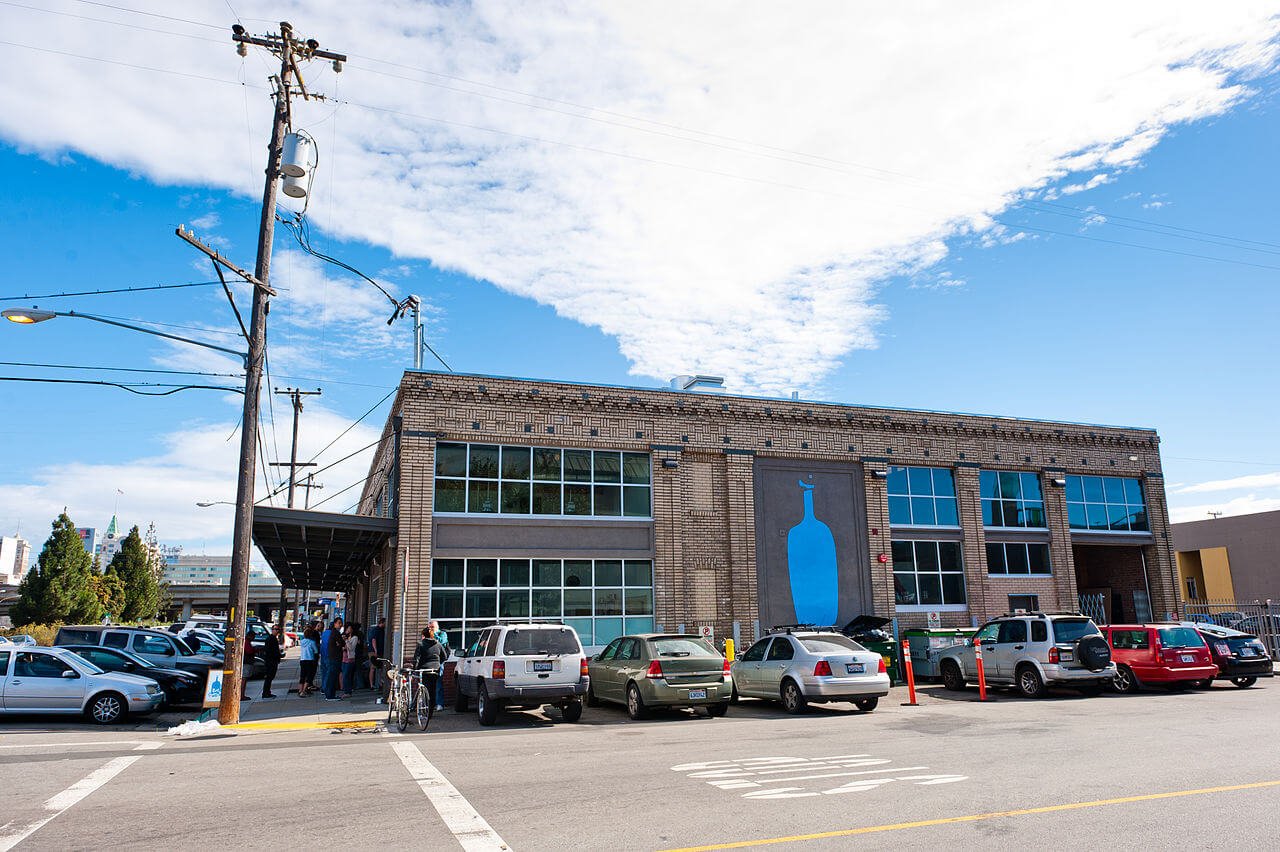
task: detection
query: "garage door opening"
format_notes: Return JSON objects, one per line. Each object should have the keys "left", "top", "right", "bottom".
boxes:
{"left": 1073, "top": 544, "right": 1154, "bottom": 624}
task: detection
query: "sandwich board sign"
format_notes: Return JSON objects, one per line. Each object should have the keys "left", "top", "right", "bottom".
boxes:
{"left": 203, "top": 668, "right": 224, "bottom": 709}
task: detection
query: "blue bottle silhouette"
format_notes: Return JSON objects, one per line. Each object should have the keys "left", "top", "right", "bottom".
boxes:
{"left": 787, "top": 480, "right": 838, "bottom": 626}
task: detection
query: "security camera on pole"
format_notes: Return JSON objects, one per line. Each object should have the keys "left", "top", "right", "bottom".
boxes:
{"left": 177, "top": 21, "right": 345, "bottom": 725}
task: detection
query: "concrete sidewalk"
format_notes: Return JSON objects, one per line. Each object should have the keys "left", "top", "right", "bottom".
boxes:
{"left": 233, "top": 657, "right": 388, "bottom": 729}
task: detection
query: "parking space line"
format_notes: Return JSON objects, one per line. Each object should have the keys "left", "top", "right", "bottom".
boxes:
{"left": 0, "top": 755, "right": 141, "bottom": 851}
{"left": 391, "top": 741, "right": 509, "bottom": 851}
{"left": 658, "top": 779, "right": 1280, "bottom": 851}
{"left": 0, "top": 740, "right": 143, "bottom": 749}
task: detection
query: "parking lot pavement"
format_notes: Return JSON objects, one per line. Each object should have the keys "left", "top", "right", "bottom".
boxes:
{"left": 0, "top": 679, "right": 1278, "bottom": 850}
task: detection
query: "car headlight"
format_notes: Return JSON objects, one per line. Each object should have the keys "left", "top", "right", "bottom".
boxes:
{"left": 146, "top": 684, "right": 161, "bottom": 695}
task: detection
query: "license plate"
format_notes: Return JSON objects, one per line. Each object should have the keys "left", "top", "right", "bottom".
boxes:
{"left": 846, "top": 662, "right": 865, "bottom": 674}
{"left": 1215, "top": 643, "right": 1231, "bottom": 656}
{"left": 532, "top": 661, "right": 554, "bottom": 672}
{"left": 1240, "top": 647, "right": 1255, "bottom": 657}
{"left": 688, "top": 689, "right": 707, "bottom": 699}
{"left": 1180, "top": 654, "right": 1194, "bottom": 663}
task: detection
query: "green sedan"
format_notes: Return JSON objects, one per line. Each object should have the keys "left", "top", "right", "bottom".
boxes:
{"left": 587, "top": 634, "right": 732, "bottom": 720}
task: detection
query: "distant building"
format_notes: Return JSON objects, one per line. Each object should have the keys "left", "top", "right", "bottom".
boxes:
{"left": 76, "top": 527, "right": 98, "bottom": 558}
{"left": 0, "top": 535, "right": 30, "bottom": 584}
{"left": 1172, "top": 509, "right": 1280, "bottom": 603}
{"left": 162, "top": 547, "right": 279, "bottom": 586}
{"left": 94, "top": 514, "right": 123, "bottom": 568}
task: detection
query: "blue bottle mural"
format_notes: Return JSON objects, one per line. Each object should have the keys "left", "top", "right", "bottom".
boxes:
{"left": 787, "top": 480, "right": 839, "bottom": 626}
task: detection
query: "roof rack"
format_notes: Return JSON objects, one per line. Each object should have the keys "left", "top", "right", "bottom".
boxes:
{"left": 767, "top": 624, "right": 838, "bottom": 634}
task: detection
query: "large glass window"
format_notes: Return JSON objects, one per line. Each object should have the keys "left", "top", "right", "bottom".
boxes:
{"left": 1065, "top": 476, "right": 1147, "bottom": 532}
{"left": 887, "top": 466, "right": 958, "bottom": 526}
{"left": 892, "top": 540, "right": 966, "bottom": 607}
{"left": 985, "top": 542, "right": 1051, "bottom": 576}
{"left": 979, "top": 470, "right": 1046, "bottom": 528}
{"left": 430, "top": 557, "right": 655, "bottom": 650}
{"left": 434, "top": 443, "right": 651, "bottom": 518}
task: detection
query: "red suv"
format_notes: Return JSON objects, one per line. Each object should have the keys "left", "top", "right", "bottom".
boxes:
{"left": 1103, "top": 624, "right": 1218, "bottom": 693}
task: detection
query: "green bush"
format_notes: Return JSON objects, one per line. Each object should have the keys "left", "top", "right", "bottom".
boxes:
{"left": 1, "top": 624, "right": 61, "bottom": 646}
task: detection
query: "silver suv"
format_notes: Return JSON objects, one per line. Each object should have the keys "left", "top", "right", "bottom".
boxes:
{"left": 937, "top": 612, "right": 1115, "bottom": 698}
{"left": 454, "top": 622, "right": 589, "bottom": 726}
{"left": 730, "top": 628, "right": 890, "bottom": 713}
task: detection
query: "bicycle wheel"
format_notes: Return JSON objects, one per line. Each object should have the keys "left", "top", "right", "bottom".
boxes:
{"left": 416, "top": 683, "right": 431, "bottom": 731}
{"left": 396, "top": 682, "right": 410, "bottom": 732}
{"left": 386, "top": 676, "right": 397, "bottom": 726}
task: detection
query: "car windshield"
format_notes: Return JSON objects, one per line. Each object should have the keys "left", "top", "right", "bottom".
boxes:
{"left": 1158, "top": 627, "right": 1205, "bottom": 649}
{"left": 502, "top": 628, "right": 580, "bottom": 656}
{"left": 120, "top": 649, "right": 156, "bottom": 668}
{"left": 1051, "top": 619, "right": 1098, "bottom": 643}
{"left": 67, "top": 654, "right": 105, "bottom": 675}
{"left": 651, "top": 638, "right": 718, "bottom": 657}
{"left": 799, "top": 635, "right": 865, "bottom": 654}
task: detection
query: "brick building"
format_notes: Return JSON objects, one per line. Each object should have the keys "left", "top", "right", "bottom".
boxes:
{"left": 274, "top": 370, "right": 1176, "bottom": 660}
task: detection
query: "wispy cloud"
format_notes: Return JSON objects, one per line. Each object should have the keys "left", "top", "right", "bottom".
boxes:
{"left": 1173, "top": 471, "right": 1280, "bottom": 494}
{"left": 1169, "top": 495, "right": 1280, "bottom": 523}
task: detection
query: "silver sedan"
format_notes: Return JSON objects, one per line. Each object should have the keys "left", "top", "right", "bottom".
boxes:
{"left": 731, "top": 630, "right": 889, "bottom": 713}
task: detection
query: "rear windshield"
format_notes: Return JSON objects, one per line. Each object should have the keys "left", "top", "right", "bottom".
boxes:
{"left": 1051, "top": 619, "right": 1099, "bottom": 643}
{"left": 57, "top": 628, "right": 100, "bottom": 644}
{"left": 651, "top": 638, "right": 719, "bottom": 658}
{"left": 1227, "top": 636, "right": 1267, "bottom": 653}
{"left": 502, "top": 628, "right": 581, "bottom": 656}
{"left": 799, "top": 635, "right": 866, "bottom": 654}
{"left": 1158, "top": 627, "right": 1205, "bottom": 649}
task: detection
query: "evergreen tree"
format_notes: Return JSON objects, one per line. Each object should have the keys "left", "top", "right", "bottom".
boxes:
{"left": 92, "top": 571, "right": 127, "bottom": 621}
{"left": 11, "top": 512, "right": 102, "bottom": 625}
{"left": 108, "top": 526, "right": 161, "bottom": 621}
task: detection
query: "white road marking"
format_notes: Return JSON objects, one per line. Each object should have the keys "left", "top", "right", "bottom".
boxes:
{"left": 391, "top": 741, "right": 509, "bottom": 851}
{"left": 675, "top": 754, "right": 969, "bottom": 799}
{"left": 0, "top": 740, "right": 143, "bottom": 749}
{"left": 133, "top": 742, "right": 164, "bottom": 751}
{"left": 0, "top": 755, "right": 141, "bottom": 851}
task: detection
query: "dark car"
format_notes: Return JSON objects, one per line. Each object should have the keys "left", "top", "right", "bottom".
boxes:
{"left": 54, "top": 625, "right": 223, "bottom": 678}
{"left": 1184, "top": 622, "right": 1274, "bottom": 688}
{"left": 60, "top": 645, "right": 205, "bottom": 707}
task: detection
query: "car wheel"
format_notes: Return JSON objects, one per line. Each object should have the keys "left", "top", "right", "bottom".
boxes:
{"left": 561, "top": 699, "right": 583, "bottom": 723}
{"left": 941, "top": 661, "right": 965, "bottom": 691}
{"left": 88, "top": 692, "right": 126, "bottom": 725}
{"left": 1015, "top": 665, "right": 1045, "bottom": 699}
{"left": 1111, "top": 665, "right": 1140, "bottom": 694}
{"left": 780, "top": 679, "right": 808, "bottom": 714}
{"left": 453, "top": 673, "right": 470, "bottom": 712}
{"left": 585, "top": 685, "right": 600, "bottom": 707}
{"left": 854, "top": 697, "right": 878, "bottom": 712}
{"left": 1232, "top": 677, "right": 1257, "bottom": 689}
{"left": 626, "top": 682, "right": 648, "bottom": 720}
{"left": 706, "top": 701, "right": 729, "bottom": 718}
{"left": 477, "top": 682, "right": 500, "bottom": 726}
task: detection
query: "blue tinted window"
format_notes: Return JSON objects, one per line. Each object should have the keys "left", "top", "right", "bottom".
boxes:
{"left": 1065, "top": 476, "right": 1084, "bottom": 503}
{"left": 982, "top": 469, "right": 1047, "bottom": 528}
{"left": 932, "top": 468, "right": 956, "bottom": 497}
{"left": 886, "top": 467, "right": 909, "bottom": 495}
{"left": 1083, "top": 476, "right": 1105, "bottom": 503}
{"left": 911, "top": 497, "right": 937, "bottom": 526}
{"left": 935, "top": 497, "right": 959, "bottom": 526}
{"left": 979, "top": 470, "right": 998, "bottom": 499}
{"left": 889, "top": 467, "right": 959, "bottom": 527}
{"left": 1124, "top": 478, "right": 1144, "bottom": 504}
{"left": 908, "top": 467, "right": 934, "bottom": 495}
{"left": 888, "top": 496, "right": 912, "bottom": 525}
{"left": 1020, "top": 473, "right": 1042, "bottom": 501}
{"left": 1065, "top": 475, "right": 1146, "bottom": 531}
{"left": 892, "top": 541, "right": 965, "bottom": 607}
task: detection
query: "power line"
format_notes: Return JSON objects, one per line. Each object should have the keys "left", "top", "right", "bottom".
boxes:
{"left": 65, "top": 0, "right": 222, "bottom": 30}
{"left": 0, "top": 360, "right": 242, "bottom": 378}
{"left": 0, "top": 376, "right": 241, "bottom": 395}
{"left": 258, "top": 436, "right": 381, "bottom": 503}
{"left": 304, "top": 386, "right": 397, "bottom": 468}
{"left": 0, "top": 280, "right": 220, "bottom": 301}
{"left": 308, "top": 460, "right": 389, "bottom": 510}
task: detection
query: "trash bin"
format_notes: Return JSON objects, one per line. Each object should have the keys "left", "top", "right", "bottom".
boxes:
{"left": 902, "top": 628, "right": 976, "bottom": 681}
{"left": 842, "top": 616, "right": 899, "bottom": 684}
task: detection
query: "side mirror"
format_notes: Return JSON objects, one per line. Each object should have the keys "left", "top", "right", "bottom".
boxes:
{"left": 61, "top": 669, "right": 80, "bottom": 679}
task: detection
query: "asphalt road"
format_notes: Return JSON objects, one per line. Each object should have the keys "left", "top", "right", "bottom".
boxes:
{"left": 1, "top": 678, "right": 1277, "bottom": 851}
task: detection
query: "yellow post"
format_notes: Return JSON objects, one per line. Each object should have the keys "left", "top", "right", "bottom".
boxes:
{"left": 724, "top": 638, "right": 735, "bottom": 661}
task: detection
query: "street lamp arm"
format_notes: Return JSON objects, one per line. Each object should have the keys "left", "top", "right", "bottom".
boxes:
{"left": 62, "top": 311, "right": 248, "bottom": 367}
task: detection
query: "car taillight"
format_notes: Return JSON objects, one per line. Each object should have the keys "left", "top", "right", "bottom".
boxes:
{"left": 722, "top": 659, "right": 732, "bottom": 676}
{"left": 492, "top": 660, "right": 505, "bottom": 680}
{"left": 646, "top": 660, "right": 664, "bottom": 679}
{"left": 580, "top": 658, "right": 589, "bottom": 677}
{"left": 1048, "top": 647, "right": 1060, "bottom": 664}
{"left": 877, "top": 657, "right": 887, "bottom": 674}
{"left": 813, "top": 660, "right": 832, "bottom": 677}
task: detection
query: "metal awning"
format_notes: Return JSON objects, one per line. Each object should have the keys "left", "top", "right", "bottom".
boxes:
{"left": 252, "top": 505, "right": 397, "bottom": 591}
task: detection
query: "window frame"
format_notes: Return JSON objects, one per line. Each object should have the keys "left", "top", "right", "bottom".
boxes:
{"left": 1065, "top": 475, "right": 1148, "bottom": 533}
{"left": 979, "top": 469, "right": 1047, "bottom": 529}
{"left": 892, "top": 539, "right": 968, "bottom": 612}
{"left": 887, "top": 465, "right": 960, "bottom": 529}
{"left": 985, "top": 541, "right": 1053, "bottom": 577}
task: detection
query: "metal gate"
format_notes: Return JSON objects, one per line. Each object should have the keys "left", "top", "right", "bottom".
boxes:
{"left": 1183, "top": 599, "right": 1280, "bottom": 659}
{"left": 1079, "top": 593, "right": 1107, "bottom": 625}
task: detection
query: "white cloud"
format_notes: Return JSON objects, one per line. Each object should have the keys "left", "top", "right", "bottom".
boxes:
{"left": 1169, "top": 495, "right": 1280, "bottom": 523}
{"left": 1059, "top": 173, "right": 1113, "bottom": 195}
{"left": 1173, "top": 472, "right": 1280, "bottom": 494}
{"left": 1, "top": 2, "right": 1278, "bottom": 392}
{"left": 189, "top": 212, "right": 221, "bottom": 230}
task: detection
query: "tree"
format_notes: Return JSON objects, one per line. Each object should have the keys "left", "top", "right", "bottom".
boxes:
{"left": 11, "top": 512, "right": 102, "bottom": 625}
{"left": 92, "top": 570, "right": 127, "bottom": 620}
{"left": 107, "top": 526, "right": 162, "bottom": 621}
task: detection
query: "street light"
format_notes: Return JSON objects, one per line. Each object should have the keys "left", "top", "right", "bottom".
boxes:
{"left": 2, "top": 308, "right": 247, "bottom": 367}
{"left": 196, "top": 501, "right": 235, "bottom": 508}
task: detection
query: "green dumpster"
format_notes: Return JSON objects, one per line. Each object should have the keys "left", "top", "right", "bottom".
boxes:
{"left": 842, "top": 616, "right": 899, "bottom": 684}
{"left": 902, "top": 627, "right": 977, "bottom": 681}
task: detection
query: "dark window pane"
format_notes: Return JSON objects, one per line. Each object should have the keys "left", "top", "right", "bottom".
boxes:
{"left": 595, "top": 588, "right": 623, "bottom": 616}
{"left": 1065, "top": 476, "right": 1084, "bottom": 503}
{"left": 563, "top": 450, "right": 592, "bottom": 482}
{"left": 1109, "top": 503, "right": 1131, "bottom": 530}
{"left": 500, "top": 559, "right": 530, "bottom": 587}
{"left": 564, "top": 560, "right": 592, "bottom": 587}
{"left": 430, "top": 589, "right": 463, "bottom": 619}
{"left": 935, "top": 498, "right": 958, "bottom": 526}
{"left": 623, "top": 486, "right": 651, "bottom": 517}
{"left": 915, "top": 542, "right": 939, "bottom": 571}
{"left": 1000, "top": 500, "right": 1020, "bottom": 527}
{"left": 941, "top": 573, "right": 966, "bottom": 605}
{"left": 467, "top": 559, "right": 498, "bottom": 587}
{"left": 979, "top": 471, "right": 999, "bottom": 499}
{"left": 894, "top": 572, "right": 918, "bottom": 605}
{"left": 593, "top": 485, "right": 622, "bottom": 516}
{"left": 1123, "top": 478, "right": 1144, "bottom": 505}
{"left": 563, "top": 484, "right": 591, "bottom": 515}
{"left": 938, "top": 541, "right": 963, "bottom": 571}
{"left": 501, "top": 446, "right": 531, "bottom": 480}
{"left": 1087, "top": 504, "right": 1110, "bottom": 531}
{"left": 1068, "top": 503, "right": 1087, "bottom": 529}
{"left": 531, "top": 589, "right": 561, "bottom": 617}
{"left": 982, "top": 499, "right": 1001, "bottom": 527}
{"left": 1021, "top": 473, "right": 1043, "bottom": 501}
{"left": 624, "top": 588, "right": 653, "bottom": 615}
{"left": 468, "top": 480, "right": 498, "bottom": 513}
{"left": 434, "top": 479, "right": 466, "bottom": 512}
{"left": 465, "top": 590, "right": 496, "bottom": 619}
{"left": 594, "top": 560, "right": 623, "bottom": 586}
{"left": 1083, "top": 476, "right": 1105, "bottom": 503}
{"left": 435, "top": 443, "right": 467, "bottom": 477}
{"left": 624, "top": 561, "right": 652, "bottom": 587}
{"left": 908, "top": 467, "right": 934, "bottom": 496}
{"left": 998, "top": 471, "right": 1021, "bottom": 500}
{"left": 1023, "top": 501, "right": 1045, "bottom": 528}
{"left": 891, "top": 540, "right": 915, "bottom": 571}
{"left": 1028, "top": 544, "right": 1049, "bottom": 574}
{"left": 1006, "top": 544, "right": 1029, "bottom": 575}
{"left": 532, "top": 560, "right": 561, "bottom": 587}
{"left": 593, "top": 452, "right": 622, "bottom": 483}
{"left": 500, "top": 481, "right": 530, "bottom": 514}
{"left": 1129, "top": 508, "right": 1148, "bottom": 532}
{"left": 1103, "top": 477, "right": 1127, "bottom": 504}
{"left": 932, "top": 468, "right": 956, "bottom": 497}
{"left": 622, "top": 452, "right": 651, "bottom": 484}
{"left": 432, "top": 559, "right": 464, "bottom": 586}
{"left": 986, "top": 543, "right": 1005, "bottom": 574}
{"left": 918, "top": 574, "right": 943, "bottom": 605}
{"left": 499, "top": 590, "right": 529, "bottom": 618}
{"left": 910, "top": 497, "right": 936, "bottom": 526}
{"left": 469, "top": 445, "right": 499, "bottom": 478}
{"left": 532, "top": 448, "right": 561, "bottom": 481}
{"left": 532, "top": 483, "right": 561, "bottom": 515}
{"left": 888, "top": 496, "right": 912, "bottom": 526}
{"left": 886, "top": 466, "right": 908, "bottom": 495}
{"left": 563, "top": 588, "right": 593, "bottom": 617}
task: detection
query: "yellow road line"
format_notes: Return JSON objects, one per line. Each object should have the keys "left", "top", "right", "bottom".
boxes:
{"left": 659, "top": 779, "right": 1280, "bottom": 851}
{"left": 226, "top": 720, "right": 378, "bottom": 731}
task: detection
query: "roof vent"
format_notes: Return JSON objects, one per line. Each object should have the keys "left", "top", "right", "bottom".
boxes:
{"left": 670, "top": 375, "right": 725, "bottom": 393}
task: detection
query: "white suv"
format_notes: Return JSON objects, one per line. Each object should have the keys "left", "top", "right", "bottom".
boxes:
{"left": 453, "top": 623, "right": 589, "bottom": 726}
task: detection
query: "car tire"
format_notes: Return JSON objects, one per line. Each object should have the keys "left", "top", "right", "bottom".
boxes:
{"left": 780, "top": 679, "right": 808, "bottom": 714}
{"left": 453, "top": 674, "right": 469, "bottom": 712}
{"left": 1232, "top": 677, "right": 1257, "bottom": 689}
{"left": 585, "top": 685, "right": 600, "bottom": 707}
{"left": 941, "top": 661, "right": 965, "bottom": 691}
{"left": 1111, "top": 665, "right": 1140, "bottom": 694}
{"left": 1015, "top": 665, "right": 1045, "bottom": 699}
{"left": 88, "top": 691, "right": 126, "bottom": 725}
{"left": 477, "top": 682, "right": 500, "bottom": 726}
{"left": 561, "top": 699, "right": 583, "bottom": 722}
{"left": 854, "top": 697, "right": 878, "bottom": 712}
{"left": 706, "top": 701, "right": 728, "bottom": 718}
{"left": 626, "top": 682, "right": 648, "bottom": 720}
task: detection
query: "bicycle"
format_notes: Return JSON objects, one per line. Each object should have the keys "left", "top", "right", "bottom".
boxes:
{"left": 412, "top": 667, "right": 441, "bottom": 731}
{"left": 379, "top": 658, "right": 413, "bottom": 733}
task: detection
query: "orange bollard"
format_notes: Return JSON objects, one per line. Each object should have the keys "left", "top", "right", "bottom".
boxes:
{"left": 901, "top": 638, "right": 919, "bottom": 706}
{"left": 973, "top": 637, "right": 988, "bottom": 702}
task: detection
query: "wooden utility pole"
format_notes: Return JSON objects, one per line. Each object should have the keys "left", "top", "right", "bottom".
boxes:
{"left": 269, "top": 387, "right": 321, "bottom": 636}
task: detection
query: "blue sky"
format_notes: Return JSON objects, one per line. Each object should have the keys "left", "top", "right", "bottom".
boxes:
{"left": 1, "top": 2, "right": 1279, "bottom": 558}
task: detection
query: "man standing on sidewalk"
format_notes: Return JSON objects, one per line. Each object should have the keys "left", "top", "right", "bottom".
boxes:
{"left": 323, "top": 617, "right": 345, "bottom": 701}
{"left": 261, "top": 625, "right": 283, "bottom": 699}
{"left": 368, "top": 617, "right": 387, "bottom": 703}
